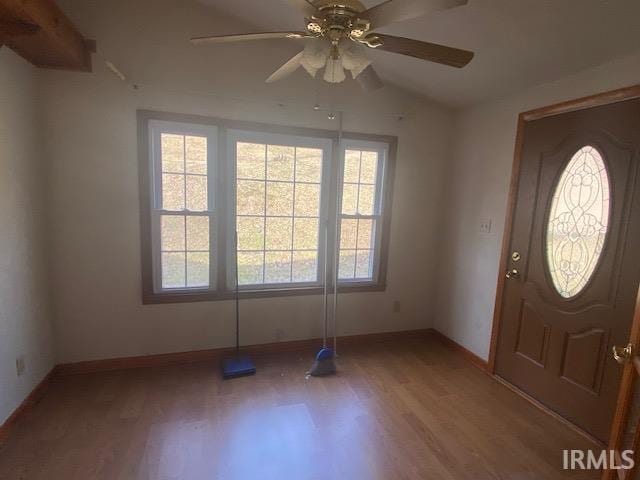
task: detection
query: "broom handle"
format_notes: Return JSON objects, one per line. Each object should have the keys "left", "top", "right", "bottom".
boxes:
{"left": 332, "top": 112, "right": 344, "bottom": 355}
{"left": 322, "top": 222, "right": 328, "bottom": 349}
{"left": 235, "top": 231, "right": 240, "bottom": 355}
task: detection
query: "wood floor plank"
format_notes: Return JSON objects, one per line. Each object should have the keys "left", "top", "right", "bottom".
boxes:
{"left": 0, "top": 337, "right": 600, "bottom": 479}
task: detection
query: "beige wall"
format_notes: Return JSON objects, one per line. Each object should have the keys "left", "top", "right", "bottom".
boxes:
{"left": 0, "top": 50, "right": 54, "bottom": 424}
{"left": 44, "top": 0, "right": 452, "bottom": 363}
{"left": 435, "top": 52, "right": 640, "bottom": 360}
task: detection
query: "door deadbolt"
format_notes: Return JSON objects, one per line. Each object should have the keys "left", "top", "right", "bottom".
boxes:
{"left": 505, "top": 269, "right": 520, "bottom": 279}
{"left": 511, "top": 251, "right": 521, "bottom": 262}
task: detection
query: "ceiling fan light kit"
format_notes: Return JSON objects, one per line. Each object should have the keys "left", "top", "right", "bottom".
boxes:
{"left": 192, "top": 0, "right": 474, "bottom": 90}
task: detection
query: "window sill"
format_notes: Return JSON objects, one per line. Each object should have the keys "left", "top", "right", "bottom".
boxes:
{"left": 142, "top": 283, "right": 386, "bottom": 305}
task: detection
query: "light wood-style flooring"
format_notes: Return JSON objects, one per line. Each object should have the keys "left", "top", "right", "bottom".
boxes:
{"left": 0, "top": 335, "right": 599, "bottom": 479}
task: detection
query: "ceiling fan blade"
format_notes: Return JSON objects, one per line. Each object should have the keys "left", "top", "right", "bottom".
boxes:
{"left": 373, "top": 34, "right": 473, "bottom": 68}
{"left": 191, "top": 31, "right": 308, "bottom": 44}
{"left": 363, "top": 0, "right": 468, "bottom": 30}
{"left": 356, "top": 66, "right": 384, "bottom": 91}
{"left": 266, "top": 52, "right": 304, "bottom": 83}
{"left": 284, "top": 0, "right": 318, "bottom": 16}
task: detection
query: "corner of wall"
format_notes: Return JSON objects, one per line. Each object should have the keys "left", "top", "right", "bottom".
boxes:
{"left": 0, "top": 49, "right": 56, "bottom": 425}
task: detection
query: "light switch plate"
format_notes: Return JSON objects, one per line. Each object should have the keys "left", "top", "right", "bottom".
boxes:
{"left": 479, "top": 218, "right": 492, "bottom": 234}
{"left": 15, "top": 355, "right": 25, "bottom": 377}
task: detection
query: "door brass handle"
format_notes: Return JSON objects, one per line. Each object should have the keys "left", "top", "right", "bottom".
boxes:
{"left": 612, "top": 343, "right": 633, "bottom": 364}
{"left": 505, "top": 269, "right": 519, "bottom": 279}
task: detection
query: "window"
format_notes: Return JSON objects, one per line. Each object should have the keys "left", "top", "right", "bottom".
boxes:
{"left": 229, "top": 132, "right": 330, "bottom": 288}
{"left": 338, "top": 141, "right": 387, "bottom": 283}
{"left": 546, "top": 145, "right": 610, "bottom": 298}
{"left": 149, "top": 122, "right": 217, "bottom": 293}
{"left": 140, "top": 111, "right": 395, "bottom": 303}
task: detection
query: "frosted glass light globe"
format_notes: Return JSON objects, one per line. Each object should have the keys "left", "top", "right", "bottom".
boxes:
{"left": 341, "top": 45, "right": 371, "bottom": 79}
{"left": 301, "top": 40, "right": 330, "bottom": 72}
{"left": 324, "top": 57, "right": 346, "bottom": 83}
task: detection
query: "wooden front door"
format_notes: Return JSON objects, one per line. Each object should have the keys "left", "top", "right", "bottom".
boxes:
{"left": 494, "top": 97, "right": 640, "bottom": 443}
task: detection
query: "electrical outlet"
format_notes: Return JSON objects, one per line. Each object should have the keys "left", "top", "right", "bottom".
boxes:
{"left": 15, "top": 355, "right": 25, "bottom": 377}
{"left": 479, "top": 218, "right": 493, "bottom": 234}
{"left": 275, "top": 328, "right": 285, "bottom": 342}
{"left": 393, "top": 301, "right": 401, "bottom": 313}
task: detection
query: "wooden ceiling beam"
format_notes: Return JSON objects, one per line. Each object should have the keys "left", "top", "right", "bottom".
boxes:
{"left": 0, "top": 18, "right": 40, "bottom": 36}
{"left": 0, "top": 0, "right": 95, "bottom": 71}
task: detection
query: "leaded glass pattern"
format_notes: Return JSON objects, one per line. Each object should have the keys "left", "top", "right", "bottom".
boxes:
{"left": 546, "top": 145, "right": 610, "bottom": 298}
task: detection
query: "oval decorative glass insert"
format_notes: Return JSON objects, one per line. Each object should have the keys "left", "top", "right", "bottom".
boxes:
{"left": 546, "top": 145, "right": 610, "bottom": 298}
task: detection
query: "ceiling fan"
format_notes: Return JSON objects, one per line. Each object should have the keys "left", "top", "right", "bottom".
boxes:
{"left": 191, "top": 0, "right": 473, "bottom": 91}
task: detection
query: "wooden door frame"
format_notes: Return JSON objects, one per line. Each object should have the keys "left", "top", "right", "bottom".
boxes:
{"left": 486, "top": 84, "right": 640, "bottom": 479}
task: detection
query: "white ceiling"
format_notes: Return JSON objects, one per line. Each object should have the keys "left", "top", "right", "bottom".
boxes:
{"left": 195, "top": 0, "right": 640, "bottom": 107}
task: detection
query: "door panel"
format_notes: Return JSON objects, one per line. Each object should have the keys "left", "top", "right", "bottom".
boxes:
{"left": 495, "top": 99, "right": 640, "bottom": 443}
{"left": 560, "top": 328, "right": 607, "bottom": 394}
{"left": 514, "top": 302, "right": 550, "bottom": 366}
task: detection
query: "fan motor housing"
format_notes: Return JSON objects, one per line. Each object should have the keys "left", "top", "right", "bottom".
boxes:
{"left": 307, "top": 0, "right": 371, "bottom": 42}
{"left": 313, "top": 0, "right": 366, "bottom": 13}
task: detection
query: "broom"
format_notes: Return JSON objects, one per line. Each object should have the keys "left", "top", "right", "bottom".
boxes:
{"left": 308, "top": 112, "right": 345, "bottom": 376}
{"left": 222, "top": 231, "right": 256, "bottom": 379}
{"left": 307, "top": 218, "right": 337, "bottom": 376}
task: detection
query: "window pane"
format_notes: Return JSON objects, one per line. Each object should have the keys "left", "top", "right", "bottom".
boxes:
{"left": 360, "top": 151, "right": 378, "bottom": 184}
{"left": 162, "top": 174, "right": 185, "bottom": 210}
{"left": 293, "top": 218, "right": 319, "bottom": 250}
{"left": 340, "top": 219, "right": 357, "bottom": 249}
{"left": 294, "top": 183, "right": 320, "bottom": 217}
{"left": 186, "top": 175, "right": 208, "bottom": 211}
{"left": 355, "top": 250, "right": 373, "bottom": 278}
{"left": 339, "top": 250, "right": 356, "bottom": 279}
{"left": 187, "top": 252, "right": 209, "bottom": 287}
{"left": 357, "top": 219, "right": 374, "bottom": 249}
{"left": 237, "top": 143, "right": 265, "bottom": 180}
{"left": 265, "top": 217, "right": 291, "bottom": 250}
{"left": 186, "top": 216, "right": 209, "bottom": 251}
{"left": 162, "top": 252, "right": 185, "bottom": 288}
{"left": 238, "top": 252, "right": 263, "bottom": 285}
{"left": 237, "top": 180, "right": 265, "bottom": 215}
{"left": 358, "top": 184, "right": 375, "bottom": 215}
{"left": 266, "top": 181, "right": 293, "bottom": 216}
{"left": 161, "top": 215, "right": 185, "bottom": 251}
{"left": 266, "top": 217, "right": 292, "bottom": 250}
{"left": 267, "top": 145, "right": 294, "bottom": 181}
{"left": 344, "top": 150, "right": 360, "bottom": 183}
{"left": 296, "top": 148, "right": 322, "bottom": 183}
{"left": 234, "top": 140, "right": 327, "bottom": 287}
{"left": 341, "top": 183, "right": 358, "bottom": 214}
{"left": 186, "top": 136, "right": 207, "bottom": 175}
{"left": 265, "top": 251, "right": 292, "bottom": 284}
{"left": 237, "top": 216, "right": 264, "bottom": 251}
{"left": 161, "top": 134, "right": 184, "bottom": 173}
{"left": 292, "top": 251, "right": 318, "bottom": 282}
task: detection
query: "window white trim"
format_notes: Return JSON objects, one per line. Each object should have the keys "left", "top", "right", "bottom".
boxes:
{"left": 226, "top": 130, "right": 333, "bottom": 291}
{"left": 148, "top": 120, "right": 219, "bottom": 294}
